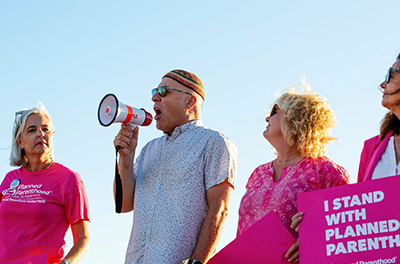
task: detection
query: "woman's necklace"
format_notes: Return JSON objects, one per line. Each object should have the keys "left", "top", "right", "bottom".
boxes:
{"left": 276, "top": 156, "right": 297, "bottom": 163}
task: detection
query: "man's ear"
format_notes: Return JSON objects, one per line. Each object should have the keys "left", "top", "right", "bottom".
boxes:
{"left": 186, "top": 95, "right": 197, "bottom": 110}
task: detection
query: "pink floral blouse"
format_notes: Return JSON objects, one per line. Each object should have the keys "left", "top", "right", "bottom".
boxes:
{"left": 237, "top": 156, "right": 349, "bottom": 239}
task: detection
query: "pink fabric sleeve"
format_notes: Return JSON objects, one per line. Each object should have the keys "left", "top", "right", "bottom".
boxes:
{"left": 320, "top": 161, "right": 350, "bottom": 188}
{"left": 245, "top": 163, "right": 269, "bottom": 190}
{"left": 245, "top": 169, "right": 257, "bottom": 190}
{"left": 64, "top": 180, "right": 90, "bottom": 225}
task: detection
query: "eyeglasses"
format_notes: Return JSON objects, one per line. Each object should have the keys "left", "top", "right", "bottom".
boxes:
{"left": 151, "top": 86, "right": 193, "bottom": 97}
{"left": 270, "top": 104, "right": 278, "bottom": 117}
{"left": 385, "top": 68, "right": 400, "bottom": 84}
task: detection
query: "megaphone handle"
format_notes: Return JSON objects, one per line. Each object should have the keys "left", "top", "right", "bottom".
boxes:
{"left": 115, "top": 146, "right": 123, "bottom": 213}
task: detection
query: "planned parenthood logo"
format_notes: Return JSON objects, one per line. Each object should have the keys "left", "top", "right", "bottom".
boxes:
{"left": 349, "top": 256, "right": 397, "bottom": 264}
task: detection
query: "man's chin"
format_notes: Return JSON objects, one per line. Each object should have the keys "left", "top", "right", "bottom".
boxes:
{"left": 156, "top": 123, "right": 167, "bottom": 133}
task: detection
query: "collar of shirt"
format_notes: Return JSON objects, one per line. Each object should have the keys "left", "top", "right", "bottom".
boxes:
{"left": 164, "top": 119, "right": 203, "bottom": 140}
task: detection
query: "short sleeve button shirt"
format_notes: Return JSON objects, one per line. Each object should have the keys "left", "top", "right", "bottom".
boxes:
{"left": 125, "top": 120, "right": 238, "bottom": 264}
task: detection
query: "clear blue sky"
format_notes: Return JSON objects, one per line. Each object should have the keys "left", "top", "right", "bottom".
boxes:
{"left": 1, "top": 1, "right": 399, "bottom": 263}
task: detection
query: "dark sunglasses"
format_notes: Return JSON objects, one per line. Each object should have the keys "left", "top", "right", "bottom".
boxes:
{"left": 270, "top": 104, "right": 278, "bottom": 117}
{"left": 385, "top": 68, "right": 400, "bottom": 84}
{"left": 151, "top": 86, "right": 193, "bottom": 97}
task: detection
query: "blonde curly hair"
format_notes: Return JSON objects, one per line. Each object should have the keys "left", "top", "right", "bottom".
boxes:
{"left": 273, "top": 83, "right": 337, "bottom": 158}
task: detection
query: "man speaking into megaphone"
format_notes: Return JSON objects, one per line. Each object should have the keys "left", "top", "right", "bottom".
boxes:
{"left": 113, "top": 69, "right": 238, "bottom": 264}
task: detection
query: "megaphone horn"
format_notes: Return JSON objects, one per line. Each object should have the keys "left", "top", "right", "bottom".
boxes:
{"left": 98, "top": 93, "right": 153, "bottom": 127}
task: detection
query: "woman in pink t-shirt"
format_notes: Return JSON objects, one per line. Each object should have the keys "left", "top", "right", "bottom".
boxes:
{"left": 0, "top": 103, "right": 90, "bottom": 264}
{"left": 237, "top": 84, "right": 349, "bottom": 263}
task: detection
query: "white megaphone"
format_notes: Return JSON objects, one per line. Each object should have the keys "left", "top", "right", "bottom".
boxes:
{"left": 98, "top": 93, "right": 153, "bottom": 127}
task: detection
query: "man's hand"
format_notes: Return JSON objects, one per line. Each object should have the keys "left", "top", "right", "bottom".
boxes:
{"left": 113, "top": 124, "right": 139, "bottom": 212}
{"left": 114, "top": 124, "right": 139, "bottom": 159}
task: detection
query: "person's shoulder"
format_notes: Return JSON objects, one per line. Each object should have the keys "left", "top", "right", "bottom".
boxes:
{"left": 313, "top": 156, "right": 348, "bottom": 177}
{"left": 205, "top": 128, "right": 237, "bottom": 153}
{"left": 245, "top": 162, "right": 272, "bottom": 179}
{"left": 188, "top": 120, "right": 230, "bottom": 139}
{"left": 364, "top": 134, "right": 380, "bottom": 146}
{"left": 5, "top": 167, "right": 22, "bottom": 176}
{"left": 309, "top": 157, "right": 350, "bottom": 185}
{"left": 142, "top": 135, "right": 165, "bottom": 148}
{"left": 198, "top": 125, "right": 234, "bottom": 143}
{"left": 2, "top": 168, "right": 22, "bottom": 184}
{"left": 146, "top": 136, "right": 163, "bottom": 143}
{"left": 308, "top": 156, "right": 346, "bottom": 171}
{"left": 53, "top": 163, "right": 76, "bottom": 173}
{"left": 254, "top": 161, "right": 273, "bottom": 172}
{"left": 51, "top": 163, "right": 84, "bottom": 183}
{"left": 4, "top": 167, "right": 28, "bottom": 180}
{"left": 359, "top": 134, "right": 382, "bottom": 158}
{"left": 247, "top": 162, "right": 273, "bottom": 185}
{"left": 311, "top": 155, "right": 335, "bottom": 164}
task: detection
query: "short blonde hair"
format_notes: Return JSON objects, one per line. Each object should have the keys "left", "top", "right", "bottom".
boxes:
{"left": 273, "top": 83, "right": 337, "bottom": 158}
{"left": 10, "top": 103, "right": 55, "bottom": 167}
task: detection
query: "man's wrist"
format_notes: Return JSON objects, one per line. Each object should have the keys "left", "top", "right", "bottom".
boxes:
{"left": 182, "top": 259, "right": 203, "bottom": 264}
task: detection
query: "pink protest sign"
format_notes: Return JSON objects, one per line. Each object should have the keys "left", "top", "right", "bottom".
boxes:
{"left": 298, "top": 176, "right": 400, "bottom": 263}
{"left": 208, "top": 212, "right": 296, "bottom": 264}
{"left": 2, "top": 253, "right": 47, "bottom": 264}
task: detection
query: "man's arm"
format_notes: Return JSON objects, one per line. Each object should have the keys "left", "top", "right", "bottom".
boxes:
{"left": 190, "top": 178, "right": 233, "bottom": 263}
{"left": 113, "top": 124, "right": 139, "bottom": 213}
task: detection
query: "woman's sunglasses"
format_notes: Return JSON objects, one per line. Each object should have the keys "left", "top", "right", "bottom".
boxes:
{"left": 385, "top": 68, "right": 400, "bottom": 84}
{"left": 151, "top": 86, "right": 193, "bottom": 97}
{"left": 270, "top": 104, "right": 278, "bottom": 117}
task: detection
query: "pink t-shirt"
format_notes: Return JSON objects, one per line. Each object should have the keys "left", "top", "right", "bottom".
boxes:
{"left": 237, "top": 156, "right": 349, "bottom": 239}
{"left": 0, "top": 163, "right": 90, "bottom": 264}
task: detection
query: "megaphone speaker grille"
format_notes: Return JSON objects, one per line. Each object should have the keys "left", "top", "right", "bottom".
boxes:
{"left": 98, "top": 93, "right": 119, "bottom": 127}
